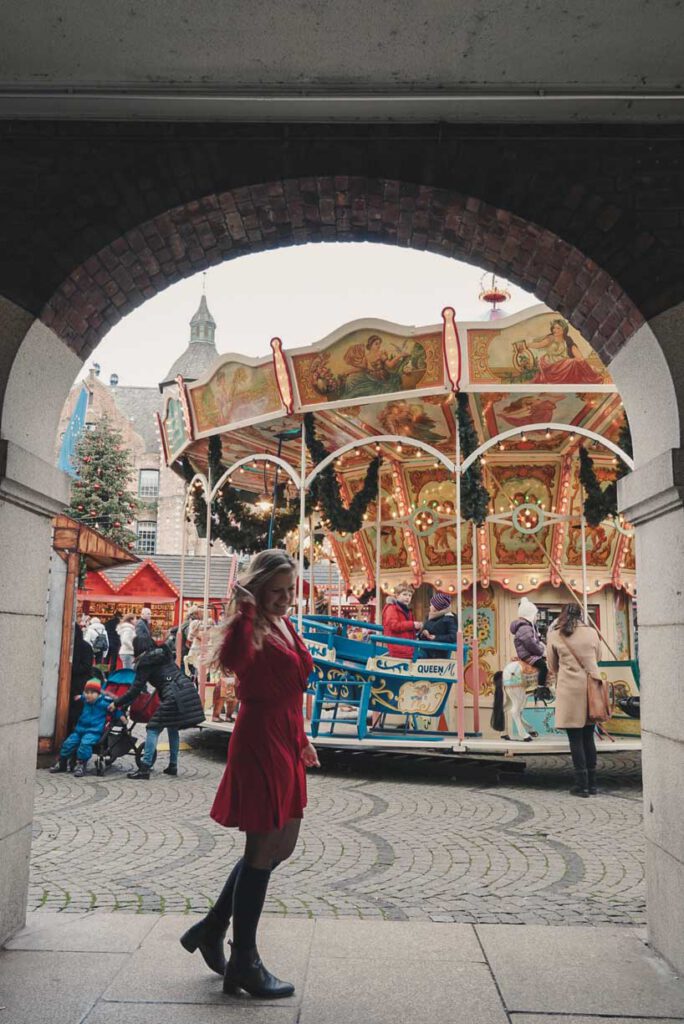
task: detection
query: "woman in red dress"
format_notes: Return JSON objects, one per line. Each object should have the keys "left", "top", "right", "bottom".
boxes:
{"left": 180, "top": 550, "right": 319, "bottom": 999}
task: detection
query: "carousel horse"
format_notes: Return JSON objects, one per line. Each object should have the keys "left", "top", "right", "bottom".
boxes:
{"left": 491, "top": 659, "right": 547, "bottom": 741}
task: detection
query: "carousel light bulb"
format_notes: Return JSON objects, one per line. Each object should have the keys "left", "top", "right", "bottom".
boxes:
{"left": 499, "top": 442, "right": 505, "bottom": 451}
{"left": 521, "top": 433, "right": 527, "bottom": 442}
{"left": 448, "top": 585, "right": 455, "bottom": 592}
{"left": 516, "top": 583, "right": 524, "bottom": 591}
{"left": 503, "top": 577, "right": 510, "bottom": 585}
{"left": 545, "top": 429, "right": 552, "bottom": 439}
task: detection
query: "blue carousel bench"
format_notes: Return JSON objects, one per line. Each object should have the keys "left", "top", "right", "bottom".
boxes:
{"left": 301, "top": 616, "right": 468, "bottom": 741}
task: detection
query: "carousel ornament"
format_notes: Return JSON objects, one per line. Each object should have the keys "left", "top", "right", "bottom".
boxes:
{"left": 478, "top": 272, "right": 511, "bottom": 320}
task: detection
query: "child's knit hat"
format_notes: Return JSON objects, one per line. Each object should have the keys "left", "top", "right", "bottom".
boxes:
{"left": 83, "top": 679, "right": 102, "bottom": 693}
{"left": 430, "top": 592, "right": 451, "bottom": 611}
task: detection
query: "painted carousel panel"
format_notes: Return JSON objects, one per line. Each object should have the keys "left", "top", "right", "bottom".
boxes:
{"left": 291, "top": 328, "right": 444, "bottom": 407}
{"left": 467, "top": 313, "right": 612, "bottom": 388}
{"left": 188, "top": 359, "right": 282, "bottom": 434}
{"left": 162, "top": 395, "right": 190, "bottom": 460}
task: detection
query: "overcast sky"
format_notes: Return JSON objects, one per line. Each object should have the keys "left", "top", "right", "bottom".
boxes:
{"left": 83, "top": 242, "right": 535, "bottom": 388}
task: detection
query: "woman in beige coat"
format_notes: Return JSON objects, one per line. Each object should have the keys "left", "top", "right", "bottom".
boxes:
{"left": 547, "top": 602, "right": 602, "bottom": 797}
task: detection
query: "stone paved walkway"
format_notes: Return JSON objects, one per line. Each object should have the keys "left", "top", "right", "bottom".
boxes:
{"left": 30, "top": 733, "right": 645, "bottom": 925}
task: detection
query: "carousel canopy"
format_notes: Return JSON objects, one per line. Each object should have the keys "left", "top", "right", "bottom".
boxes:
{"left": 157, "top": 305, "right": 634, "bottom": 596}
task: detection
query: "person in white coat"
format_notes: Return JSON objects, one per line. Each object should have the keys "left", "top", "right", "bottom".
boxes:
{"left": 117, "top": 613, "right": 137, "bottom": 670}
{"left": 84, "top": 616, "right": 109, "bottom": 663}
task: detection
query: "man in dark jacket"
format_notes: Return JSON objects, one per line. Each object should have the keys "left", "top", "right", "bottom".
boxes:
{"left": 104, "top": 611, "right": 122, "bottom": 673}
{"left": 418, "top": 593, "right": 458, "bottom": 658}
{"left": 110, "top": 635, "right": 205, "bottom": 779}
{"left": 135, "top": 607, "right": 153, "bottom": 644}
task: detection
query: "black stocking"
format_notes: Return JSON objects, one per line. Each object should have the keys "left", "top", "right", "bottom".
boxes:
{"left": 231, "top": 863, "right": 272, "bottom": 952}
{"left": 211, "top": 858, "right": 243, "bottom": 928}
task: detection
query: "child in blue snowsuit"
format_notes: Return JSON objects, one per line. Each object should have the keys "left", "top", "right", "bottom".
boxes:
{"left": 49, "top": 678, "right": 121, "bottom": 777}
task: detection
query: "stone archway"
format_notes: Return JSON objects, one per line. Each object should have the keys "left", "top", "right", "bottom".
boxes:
{"left": 1, "top": 179, "right": 683, "bottom": 972}
{"left": 40, "top": 178, "right": 643, "bottom": 365}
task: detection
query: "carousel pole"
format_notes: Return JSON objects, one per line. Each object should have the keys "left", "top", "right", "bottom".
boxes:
{"left": 308, "top": 515, "right": 315, "bottom": 614}
{"left": 176, "top": 492, "right": 188, "bottom": 667}
{"left": 471, "top": 521, "right": 480, "bottom": 734}
{"left": 198, "top": 471, "right": 212, "bottom": 708}
{"left": 580, "top": 513, "right": 590, "bottom": 622}
{"left": 374, "top": 468, "right": 382, "bottom": 625}
{"left": 455, "top": 412, "right": 465, "bottom": 743}
{"left": 297, "top": 422, "right": 306, "bottom": 631}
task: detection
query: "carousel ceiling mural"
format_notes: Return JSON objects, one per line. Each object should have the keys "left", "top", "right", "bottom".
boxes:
{"left": 157, "top": 304, "right": 634, "bottom": 597}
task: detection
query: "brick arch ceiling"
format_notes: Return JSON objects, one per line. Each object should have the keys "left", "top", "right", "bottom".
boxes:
{"left": 41, "top": 178, "right": 643, "bottom": 365}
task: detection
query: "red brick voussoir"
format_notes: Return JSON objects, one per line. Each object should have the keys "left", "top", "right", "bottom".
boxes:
{"left": 41, "top": 178, "right": 642, "bottom": 363}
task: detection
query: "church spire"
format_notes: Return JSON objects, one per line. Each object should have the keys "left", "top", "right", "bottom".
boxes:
{"left": 189, "top": 282, "right": 216, "bottom": 345}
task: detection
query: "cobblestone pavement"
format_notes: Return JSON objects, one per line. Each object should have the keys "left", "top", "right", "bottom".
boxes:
{"left": 30, "top": 733, "right": 645, "bottom": 925}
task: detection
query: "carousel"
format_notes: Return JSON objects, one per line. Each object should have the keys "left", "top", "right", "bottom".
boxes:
{"left": 157, "top": 301, "right": 640, "bottom": 756}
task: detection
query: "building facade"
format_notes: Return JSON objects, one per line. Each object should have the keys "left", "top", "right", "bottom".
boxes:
{"left": 57, "top": 293, "right": 219, "bottom": 555}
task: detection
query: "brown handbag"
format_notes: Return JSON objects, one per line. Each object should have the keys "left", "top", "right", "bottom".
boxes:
{"left": 557, "top": 632, "right": 612, "bottom": 724}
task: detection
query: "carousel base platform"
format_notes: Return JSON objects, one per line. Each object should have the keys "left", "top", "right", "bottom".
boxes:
{"left": 198, "top": 719, "right": 642, "bottom": 758}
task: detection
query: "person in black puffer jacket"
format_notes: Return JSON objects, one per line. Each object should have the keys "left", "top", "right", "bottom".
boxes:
{"left": 110, "top": 635, "right": 205, "bottom": 779}
{"left": 418, "top": 592, "right": 458, "bottom": 658}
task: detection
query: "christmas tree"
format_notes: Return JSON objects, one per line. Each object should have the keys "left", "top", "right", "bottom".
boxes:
{"left": 66, "top": 416, "right": 141, "bottom": 549}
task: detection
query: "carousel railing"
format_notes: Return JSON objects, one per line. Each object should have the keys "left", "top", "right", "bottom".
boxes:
{"left": 301, "top": 616, "right": 471, "bottom": 741}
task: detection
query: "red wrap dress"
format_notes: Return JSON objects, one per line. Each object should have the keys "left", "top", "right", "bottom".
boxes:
{"left": 210, "top": 603, "right": 314, "bottom": 833}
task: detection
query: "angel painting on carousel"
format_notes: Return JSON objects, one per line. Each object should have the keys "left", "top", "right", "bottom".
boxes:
{"left": 378, "top": 400, "right": 444, "bottom": 444}
{"left": 529, "top": 319, "right": 604, "bottom": 386}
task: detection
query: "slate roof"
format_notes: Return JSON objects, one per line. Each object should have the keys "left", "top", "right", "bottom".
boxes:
{"left": 102, "top": 554, "right": 340, "bottom": 597}
{"left": 110, "top": 386, "right": 164, "bottom": 451}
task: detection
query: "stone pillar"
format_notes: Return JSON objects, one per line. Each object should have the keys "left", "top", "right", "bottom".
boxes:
{"left": 0, "top": 439, "right": 70, "bottom": 941}
{"left": 0, "top": 310, "right": 81, "bottom": 944}
{"left": 611, "top": 309, "right": 684, "bottom": 974}
{"left": 619, "top": 449, "right": 684, "bottom": 973}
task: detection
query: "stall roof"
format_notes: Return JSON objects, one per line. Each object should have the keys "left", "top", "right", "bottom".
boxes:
{"left": 101, "top": 554, "right": 340, "bottom": 595}
{"left": 52, "top": 515, "right": 139, "bottom": 571}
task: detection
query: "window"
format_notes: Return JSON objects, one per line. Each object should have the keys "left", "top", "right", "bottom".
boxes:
{"left": 139, "top": 469, "right": 159, "bottom": 498}
{"left": 136, "top": 521, "right": 157, "bottom": 555}
{"left": 536, "top": 603, "right": 601, "bottom": 640}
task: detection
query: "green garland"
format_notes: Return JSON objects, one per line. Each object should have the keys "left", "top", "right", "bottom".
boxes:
{"left": 579, "top": 416, "right": 633, "bottom": 526}
{"left": 457, "top": 393, "right": 491, "bottom": 525}
{"left": 304, "top": 413, "right": 379, "bottom": 533}
{"left": 579, "top": 447, "right": 610, "bottom": 526}
{"left": 181, "top": 438, "right": 304, "bottom": 553}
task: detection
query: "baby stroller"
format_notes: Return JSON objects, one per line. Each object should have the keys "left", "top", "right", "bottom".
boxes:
{"left": 93, "top": 669, "right": 160, "bottom": 777}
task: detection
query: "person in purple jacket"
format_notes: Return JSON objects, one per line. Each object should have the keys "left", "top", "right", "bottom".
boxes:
{"left": 509, "top": 598, "right": 549, "bottom": 689}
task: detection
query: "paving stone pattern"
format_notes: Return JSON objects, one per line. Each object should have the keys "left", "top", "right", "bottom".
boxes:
{"left": 30, "top": 736, "right": 645, "bottom": 925}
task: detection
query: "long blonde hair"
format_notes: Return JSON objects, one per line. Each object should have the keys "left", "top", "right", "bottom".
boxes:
{"left": 211, "top": 549, "right": 297, "bottom": 664}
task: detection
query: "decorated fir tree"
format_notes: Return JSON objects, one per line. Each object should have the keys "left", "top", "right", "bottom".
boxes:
{"left": 66, "top": 416, "right": 141, "bottom": 549}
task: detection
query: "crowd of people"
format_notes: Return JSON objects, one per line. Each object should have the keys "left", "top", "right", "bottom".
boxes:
{"left": 57, "top": 600, "right": 241, "bottom": 782}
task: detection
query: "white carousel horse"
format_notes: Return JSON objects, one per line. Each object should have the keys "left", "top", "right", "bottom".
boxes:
{"left": 491, "top": 659, "right": 540, "bottom": 742}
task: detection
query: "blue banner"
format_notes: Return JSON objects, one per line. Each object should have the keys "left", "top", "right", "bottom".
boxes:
{"left": 58, "top": 385, "right": 88, "bottom": 477}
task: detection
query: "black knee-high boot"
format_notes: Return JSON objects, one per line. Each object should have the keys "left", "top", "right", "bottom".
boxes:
{"left": 223, "top": 864, "right": 294, "bottom": 999}
{"left": 180, "top": 859, "right": 243, "bottom": 975}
